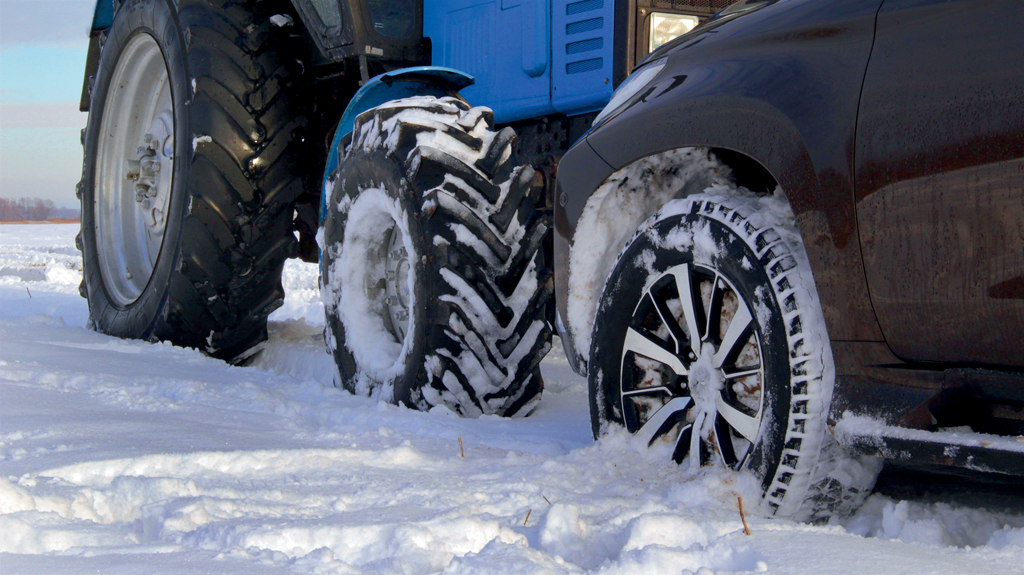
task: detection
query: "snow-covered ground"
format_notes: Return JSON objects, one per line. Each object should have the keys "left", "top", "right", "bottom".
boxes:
{"left": 2, "top": 223, "right": 1023, "bottom": 575}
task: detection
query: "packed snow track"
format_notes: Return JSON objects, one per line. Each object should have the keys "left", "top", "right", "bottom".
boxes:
{"left": 1, "top": 224, "right": 1023, "bottom": 574}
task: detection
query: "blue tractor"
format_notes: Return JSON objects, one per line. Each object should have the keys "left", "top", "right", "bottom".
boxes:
{"left": 77, "top": 0, "right": 740, "bottom": 415}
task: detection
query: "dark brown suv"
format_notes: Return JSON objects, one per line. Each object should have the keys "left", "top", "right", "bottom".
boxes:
{"left": 553, "top": 0, "right": 1023, "bottom": 521}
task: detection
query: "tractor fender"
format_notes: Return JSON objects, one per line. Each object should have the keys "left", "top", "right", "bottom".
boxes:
{"left": 91, "top": 0, "right": 115, "bottom": 30}
{"left": 79, "top": 1, "right": 117, "bottom": 111}
{"left": 320, "top": 67, "right": 476, "bottom": 223}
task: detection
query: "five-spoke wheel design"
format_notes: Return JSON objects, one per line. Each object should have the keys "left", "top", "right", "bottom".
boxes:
{"left": 621, "top": 262, "right": 764, "bottom": 469}
{"left": 94, "top": 33, "right": 175, "bottom": 305}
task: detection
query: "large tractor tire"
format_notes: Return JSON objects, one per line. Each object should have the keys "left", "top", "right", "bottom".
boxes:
{"left": 589, "top": 192, "right": 880, "bottom": 521}
{"left": 78, "top": 0, "right": 306, "bottom": 361}
{"left": 321, "top": 96, "right": 552, "bottom": 417}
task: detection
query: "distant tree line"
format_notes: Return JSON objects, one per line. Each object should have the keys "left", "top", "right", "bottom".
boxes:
{"left": 0, "top": 198, "right": 81, "bottom": 221}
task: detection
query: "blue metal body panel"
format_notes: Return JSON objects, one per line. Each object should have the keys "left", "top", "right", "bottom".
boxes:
{"left": 422, "top": 0, "right": 614, "bottom": 123}
{"left": 91, "top": 0, "right": 114, "bottom": 30}
{"left": 320, "top": 66, "right": 475, "bottom": 223}
{"left": 424, "top": 0, "right": 554, "bottom": 124}
{"left": 550, "top": 0, "right": 614, "bottom": 115}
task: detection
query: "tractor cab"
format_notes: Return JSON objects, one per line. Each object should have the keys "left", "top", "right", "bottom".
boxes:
{"left": 293, "top": 0, "right": 738, "bottom": 121}
{"left": 292, "top": 0, "right": 428, "bottom": 65}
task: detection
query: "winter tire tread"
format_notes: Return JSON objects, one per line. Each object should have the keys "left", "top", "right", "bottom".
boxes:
{"left": 590, "top": 192, "right": 879, "bottom": 521}
{"left": 323, "top": 96, "right": 552, "bottom": 416}
{"left": 80, "top": 0, "right": 307, "bottom": 360}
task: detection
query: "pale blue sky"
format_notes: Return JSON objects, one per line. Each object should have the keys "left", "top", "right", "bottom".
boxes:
{"left": 0, "top": 0, "right": 95, "bottom": 207}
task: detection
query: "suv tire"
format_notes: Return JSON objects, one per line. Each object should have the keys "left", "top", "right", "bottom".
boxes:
{"left": 589, "top": 193, "right": 878, "bottom": 520}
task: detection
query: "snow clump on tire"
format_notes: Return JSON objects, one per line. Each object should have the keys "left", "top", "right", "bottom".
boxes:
{"left": 567, "top": 149, "right": 733, "bottom": 363}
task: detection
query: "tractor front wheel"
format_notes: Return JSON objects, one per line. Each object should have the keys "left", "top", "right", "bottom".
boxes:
{"left": 321, "top": 96, "right": 552, "bottom": 416}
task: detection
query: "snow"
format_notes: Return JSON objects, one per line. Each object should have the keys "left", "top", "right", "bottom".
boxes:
{"left": 324, "top": 186, "right": 414, "bottom": 400}
{"left": 269, "top": 14, "right": 294, "bottom": 28}
{"left": 192, "top": 135, "right": 212, "bottom": 151}
{"left": 835, "top": 415, "right": 1024, "bottom": 456}
{"left": 349, "top": 97, "right": 496, "bottom": 168}
{"left": 566, "top": 148, "right": 732, "bottom": 363}
{"left": 2, "top": 223, "right": 1024, "bottom": 574}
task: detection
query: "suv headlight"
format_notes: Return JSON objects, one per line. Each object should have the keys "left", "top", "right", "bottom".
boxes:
{"left": 649, "top": 13, "right": 699, "bottom": 53}
{"left": 592, "top": 58, "right": 667, "bottom": 126}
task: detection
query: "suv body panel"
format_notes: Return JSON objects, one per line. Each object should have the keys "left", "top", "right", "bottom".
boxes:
{"left": 855, "top": 0, "right": 1024, "bottom": 368}
{"left": 556, "top": 0, "right": 886, "bottom": 368}
{"left": 556, "top": 0, "right": 1024, "bottom": 459}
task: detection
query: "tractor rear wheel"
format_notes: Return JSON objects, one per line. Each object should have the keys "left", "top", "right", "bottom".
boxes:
{"left": 79, "top": 0, "right": 307, "bottom": 360}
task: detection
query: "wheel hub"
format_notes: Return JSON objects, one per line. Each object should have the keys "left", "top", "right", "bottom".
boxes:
{"left": 94, "top": 32, "right": 175, "bottom": 306}
{"left": 689, "top": 343, "right": 724, "bottom": 412}
{"left": 125, "top": 127, "right": 172, "bottom": 235}
{"left": 619, "top": 262, "right": 765, "bottom": 470}
{"left": 384, "top": 225, "right": 411, "bottom": 340}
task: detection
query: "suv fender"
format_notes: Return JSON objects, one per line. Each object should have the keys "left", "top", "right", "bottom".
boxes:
{"left": 555, "top": 0, "right": 887, "bottom": 372}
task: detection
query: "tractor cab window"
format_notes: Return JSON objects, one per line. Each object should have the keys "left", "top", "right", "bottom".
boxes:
{"left": 308, "top": 0, "right": 342, "bottom": 28}
{"left": 367, "top": 0, "right": 416, "bottom": 38}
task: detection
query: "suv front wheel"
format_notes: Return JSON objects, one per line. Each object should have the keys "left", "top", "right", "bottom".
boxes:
{"left": 589, "top": 193, "right": 879, "bottom": 520}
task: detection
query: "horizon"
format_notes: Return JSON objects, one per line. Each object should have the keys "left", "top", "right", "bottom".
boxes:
{"left": 0, "top": 0, "right": 95, "bottom": 209}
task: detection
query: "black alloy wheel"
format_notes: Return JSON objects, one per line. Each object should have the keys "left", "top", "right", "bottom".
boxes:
{"left": 590, "top": 194, "right": 878, "bottom": 520}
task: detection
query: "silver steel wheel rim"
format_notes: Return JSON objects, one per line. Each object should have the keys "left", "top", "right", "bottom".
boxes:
{"left": 383, "top": 225, "right": 411, "bottom": 341}
{"left": 619, "top": 262, "right": 765, "bottom": 470}
{"left": 94, "top": 33, "right": 175, "bottom": 306}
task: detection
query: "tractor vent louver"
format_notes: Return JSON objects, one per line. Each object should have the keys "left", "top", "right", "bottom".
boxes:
{"left": 564, "top": 0, "right": 605, "bottom": 75}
